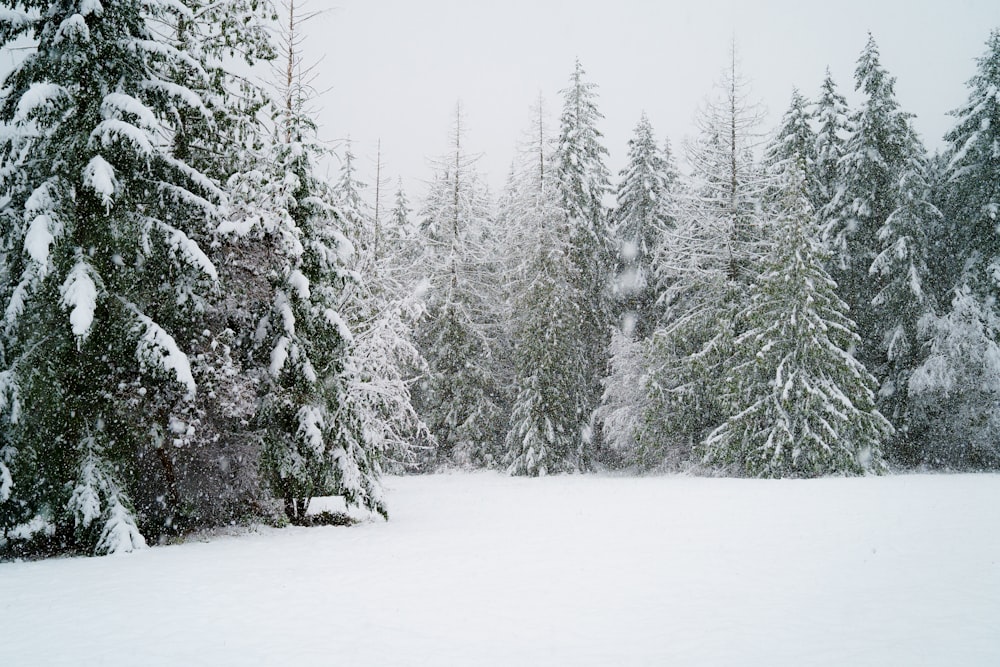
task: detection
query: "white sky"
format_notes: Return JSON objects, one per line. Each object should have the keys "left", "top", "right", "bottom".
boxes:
{"left": 304, "top": 0, "right": 998, "bottom": 201}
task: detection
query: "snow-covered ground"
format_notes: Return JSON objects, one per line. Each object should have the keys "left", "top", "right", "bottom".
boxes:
{"left": 2, "top": 472, "right": 999, "bottom": 666}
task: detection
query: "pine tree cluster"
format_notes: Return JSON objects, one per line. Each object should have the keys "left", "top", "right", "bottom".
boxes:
{"left": 0, "top": 0, "right": 418, "bottom": 557}
{"left": 1, "top": 5, "right": 998, "bottom": 560}
{"left": 410, "top": 32, "right": 1000, "bottom": 479}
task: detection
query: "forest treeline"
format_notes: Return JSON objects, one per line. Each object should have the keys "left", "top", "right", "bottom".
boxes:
{"left": 0, "top": 1, "right": 997, "bottom": 557}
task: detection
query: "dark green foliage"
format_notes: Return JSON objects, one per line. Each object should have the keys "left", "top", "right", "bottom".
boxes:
{"left": 0, "top": 0, "right": 226, "bottom": 554}
{"left": 702, "top": 164, "right": 891, "bottom": 477}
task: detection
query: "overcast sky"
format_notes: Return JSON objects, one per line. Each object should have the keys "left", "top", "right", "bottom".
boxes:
{"left": 303, "top": 0, "right": 998, "bottom": 201}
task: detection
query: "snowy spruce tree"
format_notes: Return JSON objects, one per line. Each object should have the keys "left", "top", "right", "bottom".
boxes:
{"left": 0, "top": 0, "right": 239, "bottom": 554}
{"left": 824, "top": 36, "right": 924, "bottom": 362}
{"left": 414, "top": 104, "right": 506, "bottom": 467}
{"left": 593, "top": 113, "right": 677, "bottom": 466}
{"left": 546, "top": 59, "right": 614, "bottom": 468}
{"left": 866, "top": 125, "right": 939, "bottom": 456}
{"left": 907, "top": 30, "right": 1000, "bottom": 468}
{"left": 502, "top": 96, "right": 595, "bottom": 475}
{"left": 332, "top": 141, "right": 429, "bottom": 474}
{"left": 824, "top": 35, "right": 937, "bottom": 459}
{"left": 643, "top": 46, "right": 768, "bottom": 467}
{"left": 609, "top": 112, "right": 677, "bottom": 337}
{"left": 224, "top": 0, "right": 385, "bottom": 521}
{"left": 936, "top": 28, "right": 1000, "bottom": 298}
{"left": 147, "top": 0, "right": 277, "bottom": 535}
{"left": 702, "top": 158, "right": 891, "bottom": 477}
{"left": 812, "top": 69, "right": 850, "bottom": 217}
{"left": 503, "top": 64, "right": 614, "bottom": 474}
{"left": 763, "top": 89, "right": 816, "bottom": 206}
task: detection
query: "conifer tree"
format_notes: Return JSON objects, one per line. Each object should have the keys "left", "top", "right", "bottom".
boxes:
{"left": 907, "top": 30, "right": 1000, "bottom": 468}
{"left": 610, "top": 112, "right": 676, "bottom": 337}
{"left": 938, "top": 29, "right": 1000, "bottom": 298}
{"left": 824, "top": 35, "right": 937, "bottom": 459}
{"left": 823, "top": 34, "right": 912, "bottom": 366}
{"left": 702, "top": 159, "right": 891, "bottom": 477}
{"left": 414, "top": 104, "right": 506, "bottom": 467}
{"left": 332, "top": 143, "right": 429, "bottom": 474}
{"left": 0, "top": 0, "right": 236, "bottom": 554}
{"left": 225, "top": 0, "right": 385, "bottom": 521}
{"left": 908, "top": 286, "right": 1000, "bottom": 467}
{"left": 546, "top": 59, "right": 614, "bottom": 467}
{"left": 503, "top": 97, "right": 593, "bottom": 475}
{"left": 643, "top": 45, "right": 768, "bottom": 466}
{"left": 763, "top": 89, "right": 816, "bottom": 206}
{"left": 593, "top": 323, "right": 652, "bottom": 467}
{"left": 813, "top": 70, "right": 850, "bottom": 216}
{"left": 867, "top": 125, "right": 939, "bottom": 454}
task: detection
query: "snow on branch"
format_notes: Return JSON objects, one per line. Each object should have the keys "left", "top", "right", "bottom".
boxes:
{"left": 89, "top": 119, "right": 154, "bottom": 157}
{"left": 82, "top": 155, "right": 118, "bottom": 212}
{"left": 138, "top": 77, "right": 211, "bottom": 118}
{"left": 126, "top": 302, "right": 197, "bottom": 398}
{"left": 60, "top": 260, "right": 101, "bottom": 340}
{"left": 296, "top": 405, "right": 327, "bottom": 456}
{"left": 101, "top": 92, "right": 158, "bottom": 130}
{"left": 159, "top": 221, "right": 219, "bottom": 281}
{"left": 13, "top": 82, "right": 68, "bottom": 124}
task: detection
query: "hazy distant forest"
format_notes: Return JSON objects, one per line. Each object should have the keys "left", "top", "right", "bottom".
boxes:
{"left": 0, "top": 0, "right": 998, "bottom": 557}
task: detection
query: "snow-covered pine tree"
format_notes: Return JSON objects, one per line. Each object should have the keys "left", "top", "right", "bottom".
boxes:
{"left": 383, "top": 178, "right": 422, "bottom": 294}
{"left": 413, "top": 103, "right": 506, "bottom": 467}
{"left": 702, "top": 156, "right": 891, "bottom": 477}
{"left": 547, "top": 59, "right": 614, "bottom": 468}
{"left": 333, "top": 140, "right": 369, "bottom": 257}
{"left": 145, "top": 0, "right": 278, "bottom": 536}
{"left": 502, "top": 95, "right": 595, "bottom": 475}
{"left": 813, "top": 69, "right": 850, "bottom": 217}
{"left": 908, "top": 286, "right": 1000, "bottom": 467}
{"left": 867, "top": 122, "right": 939, "bottom": 459}
{"left": 610, "top": 112, "right": 677, "bottom": 338}
{"left": 763, "top": 89, "right": 816, "bottom": 207}
{"left": 937, "top": 28, "right": 1000, "bottom": 299}
{"left": 225, "top": 0, "right": 385, "bottom": 521}
{"left": 643, "top": 45, "right": 768, "bottom": 468}
{"left": 823, "top": 35, "right": 938, "bottom": 461}
{"left": 823, "top": 34, "right": 913, "bottom": 368}
{"left": 907, "top": 30, "right": 1000, "bottom": 468}
{"left": 0, "top": 0, "right": 232, "bottom": 554}
{"left": 332, "top": 141, "right": 429, "bottom": 474}
{"left": 593, "top": 321, "right": 652, "bottom": 467}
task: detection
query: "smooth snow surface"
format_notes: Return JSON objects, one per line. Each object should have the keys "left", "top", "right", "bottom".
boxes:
{"left": 2, "top": 473, "right": 998, "bottom": 666}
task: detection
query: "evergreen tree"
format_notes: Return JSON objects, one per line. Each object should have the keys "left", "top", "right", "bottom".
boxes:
{"left": 908, "top": 286, "right": 1000, "bottom": 467}
{"left": 702, "top": 161, "right": 891, "bottom": 477}
{"left": 502, "top": 96, "right": 593, "bottom": 475}
{"left": 824, "top": 35, "right": 937, "bottom": 459}
{"left": 546, "top": 59, "right": 614, "bottom": 468}
{"left": 225, "top": 0, "right": 385, "bottom": 521}
{"left": 763, "top": 89, "right": 816, "bottom": 206}
{"left": 823, "top": 34, "right": 912, "bottom": 366}
{"left": 813, "top": 69, "right": 850, "bottom": 217}
{"left": 593, "top": 323, "right": 652, "bottom": 467}
{"left": 867, "top": 124, "right": 939, "bottom": 457}
{"left": 414, "top": 104, "right": 506, "bottom": 467}
{"left": 643, "top": 45, "right": 768, "bottom": 467}
{"left": 157, "top": 1, "right": 280, "bottom": 534}
{"left": 939, "top": 29, "right": 1000, "bottom": 297}
{"left": 332, "top": 142, "right": 429, "bottom": 475}
{"left": 0, "top": 0, "right": 234, "bottom": 554}
{"left": 907, "top": 30, "right": 1000, "bottom": 468}
{"left": 610, "top": 112, "right": 677, "bottom": 337}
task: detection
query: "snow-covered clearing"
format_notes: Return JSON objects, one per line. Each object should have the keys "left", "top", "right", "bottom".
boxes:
{"left": 2, "top": 472, "right": 999, "bottom": 666}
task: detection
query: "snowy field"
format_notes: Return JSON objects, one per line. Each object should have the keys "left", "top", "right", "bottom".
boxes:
{"left": 2, "top": 472, "right": 999, "bottom": 666}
